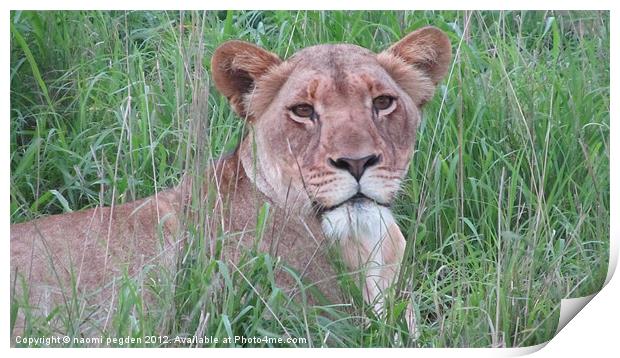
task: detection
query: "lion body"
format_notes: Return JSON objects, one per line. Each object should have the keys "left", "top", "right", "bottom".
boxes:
{"left": 10, "top": 152, "right": 342, "bottom": 328}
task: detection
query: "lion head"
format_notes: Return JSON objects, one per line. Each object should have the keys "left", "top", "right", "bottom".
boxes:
{"left": 212, "top": 27, "right": 451, "bottom": 216}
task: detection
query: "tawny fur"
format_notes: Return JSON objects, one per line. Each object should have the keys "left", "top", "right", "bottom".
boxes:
{"left": 10, "top": 26, "right": 451, "bottom": 337}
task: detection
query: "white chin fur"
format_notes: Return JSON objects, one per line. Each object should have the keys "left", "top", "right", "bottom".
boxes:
{"left": 321, "top": 200, "right": 395, "bottom": 245}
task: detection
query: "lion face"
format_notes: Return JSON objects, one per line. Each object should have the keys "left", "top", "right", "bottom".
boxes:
{"left": 212, "top": 27, "right": 451, "bottom": 214}
{"left": 250, "top": 46, "right": 420, "bottom": 211}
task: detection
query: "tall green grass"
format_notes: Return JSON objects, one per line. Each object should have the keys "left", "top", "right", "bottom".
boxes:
{"left": 10, "top": 10, "right": 609, "bottom": 347}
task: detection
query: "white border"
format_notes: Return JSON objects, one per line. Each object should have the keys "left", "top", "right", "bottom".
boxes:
{"left": 3, "top": 1, "right": 617, "bottom": 357}
{"left": 0, "top": 0, "right": 616, "bottom": 10}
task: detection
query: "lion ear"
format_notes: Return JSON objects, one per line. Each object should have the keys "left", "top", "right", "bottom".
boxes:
{"left": 211, "top": 40, "right": 282, "bottom": 119}
{"left": 384, "top": 26, "right": 452, "bottom": 85}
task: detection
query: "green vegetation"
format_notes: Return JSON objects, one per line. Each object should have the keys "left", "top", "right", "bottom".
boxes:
{"left": 10, "top": 10, "right": 609, "bottom": 347}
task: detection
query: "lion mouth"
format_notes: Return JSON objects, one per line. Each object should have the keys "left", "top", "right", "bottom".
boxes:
{"left": 315, "top": 192, "right": 390, "bottom": 216}
{"left": 348, "top": 192, "right": 370, "bottom": 203}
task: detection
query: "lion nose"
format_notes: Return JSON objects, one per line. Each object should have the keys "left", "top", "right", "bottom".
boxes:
{"left": 329, "top": 154, "right": 381, "bottom": 181}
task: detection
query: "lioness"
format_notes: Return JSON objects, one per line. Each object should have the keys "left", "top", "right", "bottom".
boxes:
{"left": 11, "top": 26, "right": 451, "bottom": 338}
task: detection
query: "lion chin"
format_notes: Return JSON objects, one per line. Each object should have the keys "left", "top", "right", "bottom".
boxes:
{"left": 320, "top": 197, "right": 394, "bottom": 244}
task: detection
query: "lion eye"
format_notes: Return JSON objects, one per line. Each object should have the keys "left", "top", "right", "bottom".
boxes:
{"left": 290, "top": 104, "right": 315, "bottom": 118}
{"left": 373, "top": 95, "right": 395, "bottom": 111}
